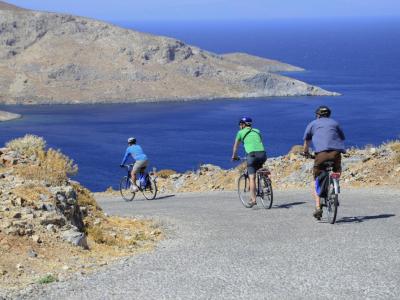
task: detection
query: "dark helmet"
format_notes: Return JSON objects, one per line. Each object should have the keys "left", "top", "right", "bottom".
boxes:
{"left": 315, "top": 106, "right": 331, "bottom": 117}
{"left": 127, "top": 137, "right": 136, "bottom": 144}
{"left": 238, "top": 116, "right": 252, "bottom": 125}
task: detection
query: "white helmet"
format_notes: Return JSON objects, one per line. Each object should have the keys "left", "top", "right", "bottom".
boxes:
{"left": 127, "top": 137, "right": 136, "bottom": 144}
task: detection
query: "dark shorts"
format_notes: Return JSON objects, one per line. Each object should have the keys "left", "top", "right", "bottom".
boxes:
{"left": 246, "top": 151, "right": 267, "bottom": 175}
{"left": 313, "top": 151, "right": 341, "bottom": 179}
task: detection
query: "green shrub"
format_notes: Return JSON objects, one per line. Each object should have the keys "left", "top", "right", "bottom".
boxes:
{"left": 38, "top": 274, "right": 57, "bottom": 284}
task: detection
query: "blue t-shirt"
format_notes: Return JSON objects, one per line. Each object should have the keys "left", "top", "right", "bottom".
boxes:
{"left": 121, "top": 145, "right": 147, "bottom": 165}
{"left": 303, "top": 117, "right": 346, "bottom": 153}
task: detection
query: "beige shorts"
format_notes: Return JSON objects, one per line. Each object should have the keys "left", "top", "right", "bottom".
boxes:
{"left": 131, "top": 160, "right": 148, "bottom": 174}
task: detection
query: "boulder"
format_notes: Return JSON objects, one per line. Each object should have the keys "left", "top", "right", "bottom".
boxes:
{"left": 62, "top": 229, "right": 88, "bottom": 249}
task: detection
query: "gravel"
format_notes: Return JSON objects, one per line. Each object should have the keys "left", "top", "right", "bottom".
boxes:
{"left": 6, "top": 188, "right": 400, "bottom": 300}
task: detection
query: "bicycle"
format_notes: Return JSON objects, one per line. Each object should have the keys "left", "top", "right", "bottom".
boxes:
{"left": 302, "top": 153, "right": 340, "bottom": 224}
{"left": 235, "top": 158, "right": 273, "bottom": 209}
{"left": 119, "top": 164, "right": 157, "bottom": 201}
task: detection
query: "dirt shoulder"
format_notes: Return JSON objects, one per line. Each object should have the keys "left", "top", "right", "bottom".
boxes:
{"left": 0, "top": 135, "right": 162, "bottom": 293}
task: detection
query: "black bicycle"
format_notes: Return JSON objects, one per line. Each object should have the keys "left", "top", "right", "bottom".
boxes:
{"left": 119, "top": 164, "right": 157, "bottom": 201}
{"left": 302, "top": 153, "right": 340, "bottom": 224}
{"left": 236, "top": 159, "right": 273, "bottom": 209}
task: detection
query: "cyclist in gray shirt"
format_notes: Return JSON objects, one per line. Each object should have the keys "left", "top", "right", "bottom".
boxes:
{"left": 303, "top": 106, "right": 346, "bottom": 219}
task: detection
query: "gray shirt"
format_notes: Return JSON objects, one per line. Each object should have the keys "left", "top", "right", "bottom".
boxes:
{"left": 303, "top": 117, "right": 346, "bottom": 153}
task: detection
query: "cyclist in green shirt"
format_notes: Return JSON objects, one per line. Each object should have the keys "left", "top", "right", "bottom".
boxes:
{"left": 232, "top": 117, "right": 267, "bottom": 207}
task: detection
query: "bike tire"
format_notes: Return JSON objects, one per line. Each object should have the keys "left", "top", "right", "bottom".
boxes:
{"left": 142, "top": 177, "right": 157, "bottom": 200}
{"left": 119, "top": 176, "right": 136, "bottom": 201}
{"left": 259, "top": 175, "right": 273, "bottom": 209}
{"left": 238, "top": 174, "right": 252, "bottom": 208}
{"left": 326, "top": 182, "right": 338, "bottom": 224}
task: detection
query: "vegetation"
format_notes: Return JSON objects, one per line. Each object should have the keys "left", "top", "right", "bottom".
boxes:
{"left": 37, "top": 274, "right": 57, "bottom": 284}
{"left": 6, "top": 134, "right": 46, "bottom": 157}
{"left": 9, "top": 135, "right": 78, "bottom": 185}
{"left": 157, "top": 169, "right": 177, "bottom": 178}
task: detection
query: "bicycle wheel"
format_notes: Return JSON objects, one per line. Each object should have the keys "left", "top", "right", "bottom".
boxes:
{"left": 259, "top": 175, "right": 273, "bottom": 209}
{"left": 142, "top": 177, "right": 157, "bottom": 200}
{"left": 326, "top": 182, "right": 338, "bottom": 224}
{"left": 119, "top": 176, "right": 136, "bottom": 201}
{"left": 238, "top": 174, "right": 252, "bottom": 208}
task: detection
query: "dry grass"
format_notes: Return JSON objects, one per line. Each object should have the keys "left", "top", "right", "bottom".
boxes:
{"left": 6, "top": 134, "right": 46, "bottom": 157}
{"left": 14, "top": 148, "right": 78, "bottom": 185}
{"left": 12, "top": 184, "right": 51, "bottom": 205}
{"left": 389, "top": 141, "right": 400, "bottom": 164}
{"left": 157, "top": 169, "right": 177, "bottom": 178}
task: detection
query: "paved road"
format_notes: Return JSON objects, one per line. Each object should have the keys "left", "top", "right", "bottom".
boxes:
{"left": 20, "top": 188, "right": 400, "bottom": 299}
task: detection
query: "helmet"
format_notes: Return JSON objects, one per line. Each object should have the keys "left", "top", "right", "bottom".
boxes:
{"left": 315, "top": 106, "right": 331, "bottom": 117}
{"left": 238, "top": 116, "right": 252, "bottom": 125}
{"left": 127, "top": 137, "right": 136, "bottom": 144}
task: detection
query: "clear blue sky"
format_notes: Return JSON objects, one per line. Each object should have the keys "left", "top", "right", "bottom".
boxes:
{"left": 7, "top": 0, "right": 400, "bottom": 21}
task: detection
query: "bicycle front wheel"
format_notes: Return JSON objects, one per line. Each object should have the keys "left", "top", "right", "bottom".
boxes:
{"left": 119, "top": 176, "right": 136, "bottom": 201}
{"left": 326, "top": 182, "right": 338, "bottom": 224}
{"left": 259, "top": 175, "right": 273, "bottom": 209}
{"left": 142, "top": 178, "right": 157, "bottom": 200}
{"left": 238, "top": 174, "right": 252, "bottom": 208}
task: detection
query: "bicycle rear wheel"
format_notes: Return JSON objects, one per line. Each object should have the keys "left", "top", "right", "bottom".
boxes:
{"left": 119, "top": 176, "right": 135, "bottom": 201}
{"left": 258, "top": 175, "right": 273, "bottom": 209}
{"left": 238, "top": 174, "right": 252, "bottom": 208}
{"left": 142, "top": 177, "right": 157, "bottom": 200}
{"left": 326, "top": 182, "right": 338, "bottom": 224}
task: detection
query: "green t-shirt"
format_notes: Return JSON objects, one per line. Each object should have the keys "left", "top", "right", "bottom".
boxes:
{"left": 236, "top": 127, "right": 265, "bottom": 154}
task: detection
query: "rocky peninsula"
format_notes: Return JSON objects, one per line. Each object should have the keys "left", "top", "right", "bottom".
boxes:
{"left": 0, "top": 1, "right": 338, "bottom": 105}
{"left": 0, "top": 110, "right": 21, "bottom": 121}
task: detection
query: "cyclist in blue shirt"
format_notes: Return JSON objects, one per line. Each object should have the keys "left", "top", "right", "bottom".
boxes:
{"left": 120, "top": 137, "right": 148, "bottom": 192}
{"left": 303, "top": 106, "right": 345, "bottom": 219}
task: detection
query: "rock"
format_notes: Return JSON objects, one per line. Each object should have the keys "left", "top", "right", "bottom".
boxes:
{"left": 46, "top": 224, "right": 57, "bottom": 232}
{"left": 28, "top": 249, "right": 38, "bottom": 258}
{"left": 1, "top": 155, "right": 17, "bottom": 166}
{"left": 13, "top": 212, "right": 22, "bottom": 219}
{"left": 32, "top": 234, "right": 42, "bottom": 243}
{"left": 62, "top": 229, "right": 88, "bottom": 249}
{"left": 40, "top": 215, "right": 66, "bottom": 227}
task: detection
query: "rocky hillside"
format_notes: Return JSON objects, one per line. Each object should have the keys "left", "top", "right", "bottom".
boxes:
{"left": 153, "top": 142, "right": 400, "bottom": 193}
{"left": 0, "top": 135, "right": 161, "bottom": 292}
{"left": 0, "top": 1, "right": 338, "bottom": 104}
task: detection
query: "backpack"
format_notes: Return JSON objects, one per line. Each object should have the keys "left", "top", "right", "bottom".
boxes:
{"left": 316, "top": 171, "right": 329, "bottom": 198}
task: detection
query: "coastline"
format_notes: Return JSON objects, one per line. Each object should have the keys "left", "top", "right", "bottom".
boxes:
{"left": 0, "top": 110, "right": 22, "bottom": 121}
{"left": 0, "top": 91, "right": 341, "bottom": 107}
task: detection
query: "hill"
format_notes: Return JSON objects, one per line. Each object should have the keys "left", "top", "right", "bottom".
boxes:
{"left": 0, "top": 1, "right": 338, "bottom": 104}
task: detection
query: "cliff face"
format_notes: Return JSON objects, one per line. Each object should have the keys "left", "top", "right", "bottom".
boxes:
{"left": 0, "top": 2, "right": 338, "bottom": 104}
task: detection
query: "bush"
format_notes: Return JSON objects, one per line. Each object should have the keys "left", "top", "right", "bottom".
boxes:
{"left": 6, "top": 134, "right": 46, "bottom": 157}
{"left": 157, "top": 169, "right": 177, "bottom": 178}
{"left": 38, "top": 274, "right": 57, "bottom": 284}
{"left": 389, "top": 141, "right": 400, "bottom": 164}
{"left": 15, "top": 148, "right": 78, "bottom": 185}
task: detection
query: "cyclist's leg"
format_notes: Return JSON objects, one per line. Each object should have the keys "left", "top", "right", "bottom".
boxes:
{"left": 131, "top": 160, "right": 148, "bottom": 187}
{"left": 247, "top": 152, "right": 266, "bottom": 205}
{"left": 313, "top": 152, "right": 327, "bottom": 216}
{"left": 246, "top": 154, "right": 257, "bottom": 204}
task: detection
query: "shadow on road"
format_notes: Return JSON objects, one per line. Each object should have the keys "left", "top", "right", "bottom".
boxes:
{"left": 336, "top": 214, "right": 396, "bottom": 223}
{"left": 274, "top": 201, "right": 307, "bottom": 209}
{"left": 154, "top": 194, "right": 175, "bottom": 201}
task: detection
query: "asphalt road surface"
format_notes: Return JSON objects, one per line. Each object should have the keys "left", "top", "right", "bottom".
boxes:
{"left": 16, "top": 188, "right": 400, "bottom": 299}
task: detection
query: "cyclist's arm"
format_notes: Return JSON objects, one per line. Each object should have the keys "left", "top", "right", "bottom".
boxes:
{"left": 121, "top": 149, "right": 130, "bottom": 165}
{"left": 232, "top": 139, "right": 241, "bottom": 160}
{"left": 303, "top": 139, "right": 311, "bottom": 154}
{"left": 337, "top": 125, "right": 345, "bottom": 140}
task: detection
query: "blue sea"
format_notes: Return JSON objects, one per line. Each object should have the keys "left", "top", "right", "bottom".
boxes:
{"left": 1, "top": 18, "right": 399, "bottom": 191}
